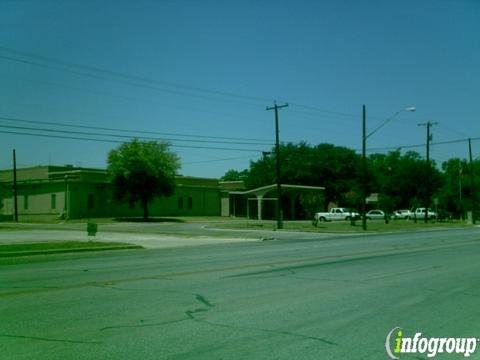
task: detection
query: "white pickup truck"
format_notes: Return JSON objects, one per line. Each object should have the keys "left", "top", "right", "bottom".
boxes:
{"left": 313, "top": 208, "right": 361, "bottom": 225}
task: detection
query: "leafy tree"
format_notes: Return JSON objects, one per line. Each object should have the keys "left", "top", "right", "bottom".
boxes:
{"left": 438, "top": 158, "right": 480, "bottom": 217}
{"left": 107, "top": 139, "right": 180, "bottom": 220}
{"left": 299, "top": 191, "right": 325, "bottom": 218}
{"left": 367, "top": 150, "right": 443, "bottom": 210}
{"left": 222, "top": 169, "right": 249, "bottom": 181}
{"left": 231, "top": 142, "right": 452, "bottom": 216}
{"left": 245, "top": 142, "right": 362, "bottom": 206}
{"left": 0, "top": 184, "right": 4, "bottom": 211}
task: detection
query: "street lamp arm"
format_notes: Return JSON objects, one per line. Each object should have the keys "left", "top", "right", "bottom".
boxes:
{"left": 366, "top": 107, "right": 416, "bottom": 139}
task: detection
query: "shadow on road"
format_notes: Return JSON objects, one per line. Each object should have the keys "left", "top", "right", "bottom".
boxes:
{"left": 113, "top": 217, "right": 185, "bottom": 223}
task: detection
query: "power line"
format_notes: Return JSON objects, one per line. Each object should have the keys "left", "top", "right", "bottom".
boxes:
{"left": 287, "top": 102, "right": 388, "bottom": 121}
{"left": 0, "top": 54, "right": 269, "bottom": 109}
{"left": 0, "top": 46, "right": 274, "bottom": 105}
{"left": 3, "top": 115, "right": 476, "bottom": 155}
{"left": 0, "top": 46, "right": 385, "bottom": 122}
{"left": 11, "top": 76, "right": 268, "bottom": 127}
{"left": 0, "top": 52, "right": 271, "bottom": 111}
{"left": 0, "top": 116, "right": 272, "bottom": 143}
{"left": 0, "top": 123, "right": 272, "bottom": 146}
{"left": 0, "top": 130, "right": 264, "bottom": 152}
{"left": 183, "top": 155, "right": 257, "bottom": 165}
{"left": 288, "top": 102, "right": 358, "bottom": 118}
{"left": 364, "top": 137, "right": 480, "bottom": 153}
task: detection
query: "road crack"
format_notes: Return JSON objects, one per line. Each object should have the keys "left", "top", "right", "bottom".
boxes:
{"left": 199, "top": 319, "right": 339, "bottom": 346}
{"left": 100, "top": 318, "right": 187, "bottom": 331}
{"left": 0, "top": 333, "right": 102, "bottom": 344}
{"left": 195, "top": 294, "right": 214, "bottom": 307}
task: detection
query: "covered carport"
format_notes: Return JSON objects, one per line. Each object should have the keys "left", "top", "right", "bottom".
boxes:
{"left": 229, "top": 184, "right": 325, "bottom": 220}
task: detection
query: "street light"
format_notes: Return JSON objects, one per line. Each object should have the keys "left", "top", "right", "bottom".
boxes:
{"left": 362, "top": 105, "right": 416, "bottom": 230}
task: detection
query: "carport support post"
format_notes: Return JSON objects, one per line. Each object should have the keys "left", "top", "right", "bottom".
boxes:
{"left": 13, "top": 149, "right": 18, "bottom": 222}
{"left": 257, "top": 195, "right": 263, "bottom": 220}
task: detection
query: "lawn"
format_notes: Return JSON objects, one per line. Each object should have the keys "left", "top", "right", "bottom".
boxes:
{"left": 0, "top": 241, "right": 142, "bottom": 257}
{"left": 206, "top": 219, "right": 472, "bottom": 233}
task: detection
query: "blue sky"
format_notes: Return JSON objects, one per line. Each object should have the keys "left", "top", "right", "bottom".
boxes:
{"left": 0, "top": 0, "right": 479, "bottom": 178}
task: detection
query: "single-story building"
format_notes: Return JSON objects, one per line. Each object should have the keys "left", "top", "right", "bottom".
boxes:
{"left": 0, "top": 165, "right": 237, "bottom": 221}
{"left": 0, "top": 165, "right": 325, "bottom": 221}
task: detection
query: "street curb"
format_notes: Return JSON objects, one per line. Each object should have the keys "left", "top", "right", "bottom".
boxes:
{"left": 0, "top": 244, "right": 143, "bottom": 258}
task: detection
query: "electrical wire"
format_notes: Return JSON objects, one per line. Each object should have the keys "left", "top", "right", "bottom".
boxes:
{"left": 10, "top": 76, "right": 267, "bottom": 127}
{"left": 364, "top": 137, "right": 480, "bottom": 153}
{"left": 0, "top": 45, "right": 386, "bottom": 121}
{"left": 0, "top": 130, "right": 264, "bottom": 152}
{"left": 0, "top": 116, "right": 272, "bottom": 143}
{"left": 183, "top": 155, "right": 257, "bottom": 165}
{"left": 0, "top": 54, "right": 268, "bottom": 109}
{"left": 0, "top": 46, "right": 273, "bottom": 104}
{"left": 0, "top": 123, "right": 272, "bottom": 146}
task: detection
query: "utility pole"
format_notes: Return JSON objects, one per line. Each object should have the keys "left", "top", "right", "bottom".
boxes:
{"left": 13, "top": 149, "right": 18, "bottom": 222}
{"left": 468, "top": 138, "right": 476, "bottom": 224}
{"left": 266, "top": 102, "right": 288, "bottom": 230}
{"left": 418, "top": 121, "right": 438, "bottom": 223}
{"left": 361, "top": 105, "right": 415, "bottom": 230}
{"left": 459, "top": 163, "right": 463, "bottom": 220}
{"left": 362, "top": 105, "right": 367, "bottom": 230}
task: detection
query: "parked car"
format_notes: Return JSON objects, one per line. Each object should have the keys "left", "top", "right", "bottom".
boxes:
{"left": 414, "top": 208, "right": 437, "bottom": 219}
{"left": 392, "top": 209, "right": 413, "bottom": 220}
{"left": 436, "top": 209, "right": 453, "bottom": 221}
{"left": 366, "top": 209, "right": 386, "bottom": 220}
{"left": 313, "top": 207, "right": 361, "bottom": 225}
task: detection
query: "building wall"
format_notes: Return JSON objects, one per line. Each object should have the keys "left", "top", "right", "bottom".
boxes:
{"left": 0, "top": 166, "right": 226, "bottom": 220}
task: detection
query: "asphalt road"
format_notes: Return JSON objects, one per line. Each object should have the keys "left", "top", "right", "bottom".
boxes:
{"left": 2, "top": 228, "right": 480, "bottom": 359}
{"left": 0, "top": 221, "right": 337, "bottom": 248}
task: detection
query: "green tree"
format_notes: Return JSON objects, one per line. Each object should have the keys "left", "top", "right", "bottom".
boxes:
{"left": 438, "top": 158, "right": 480, "bottom": 218}
{"left": 222, "top": 169, "right": 249, "bottom": 181}
{"left": 299, "top": 191, "right": 325, "bottom": 218}
{"left": 367, "top": 150, "right": 443, "bottom": 210}
{"left": 107, "top": 139, "right": 180, "bottom": 220}
{"left": 0, "top": 184, "right": 4, "bottom": 211}
{"left": 245, "top": 142, "right": 362, "bottom": 205}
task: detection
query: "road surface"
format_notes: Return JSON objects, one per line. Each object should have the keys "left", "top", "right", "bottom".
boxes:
{"left": 2, "top": 228, "right": 480, "bottom": 359}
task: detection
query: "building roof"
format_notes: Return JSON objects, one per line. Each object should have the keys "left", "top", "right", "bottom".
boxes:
{"left": 0, "top": 165, "right": 222, "bottom": 188}
{"left": 230, "top": 184, "right": 325, "bottom": 197}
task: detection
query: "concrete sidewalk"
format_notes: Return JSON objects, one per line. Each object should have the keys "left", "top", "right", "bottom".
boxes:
{"left": 0, "top": 221, "right": 338, "bottom": 249}
{"left": 0, "top": 228, "right": 260, "bottom": 249}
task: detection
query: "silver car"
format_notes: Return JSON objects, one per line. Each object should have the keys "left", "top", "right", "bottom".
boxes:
{"left": 366, "top": 209, "right": 386, "bottom": 220}
{"left": 392, "top": 209, "right": 413, "bottom": 220}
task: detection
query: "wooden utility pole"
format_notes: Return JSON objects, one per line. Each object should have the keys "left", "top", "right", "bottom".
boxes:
{"left": 418, "top": 121, "right": 438, "bottom": 223}
{"left": 362, "top": 105, "right": 367, "bottom": 230}
{"left": 266, "top": 102, "right": 288, "bottom": 230}
{"left": 469, "top": 138, "right": 476, "bottom": 224}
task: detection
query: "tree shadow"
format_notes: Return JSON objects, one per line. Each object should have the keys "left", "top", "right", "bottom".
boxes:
{"left": 113, "top": 217, "right": 185, "bottom": 223}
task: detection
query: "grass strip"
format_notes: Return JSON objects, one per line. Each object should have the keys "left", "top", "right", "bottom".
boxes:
{"left": 207, "top": 220, "right": 472, "bottom": 233}
{"left": 0, "top": 241, "right": 142, "bottom": 257}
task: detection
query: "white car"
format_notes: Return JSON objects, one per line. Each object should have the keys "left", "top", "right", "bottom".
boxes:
{"left": 392, "top": 209, "right": 413, "bottom": 220}
{"left": 414, "top": 208, "right": 437, "bottom": 219}
{"left": 313, "top": 207, "right": 361, "bottom": 225}
{"left": 366, "top": 209, "right": 386, "bottom": 220}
